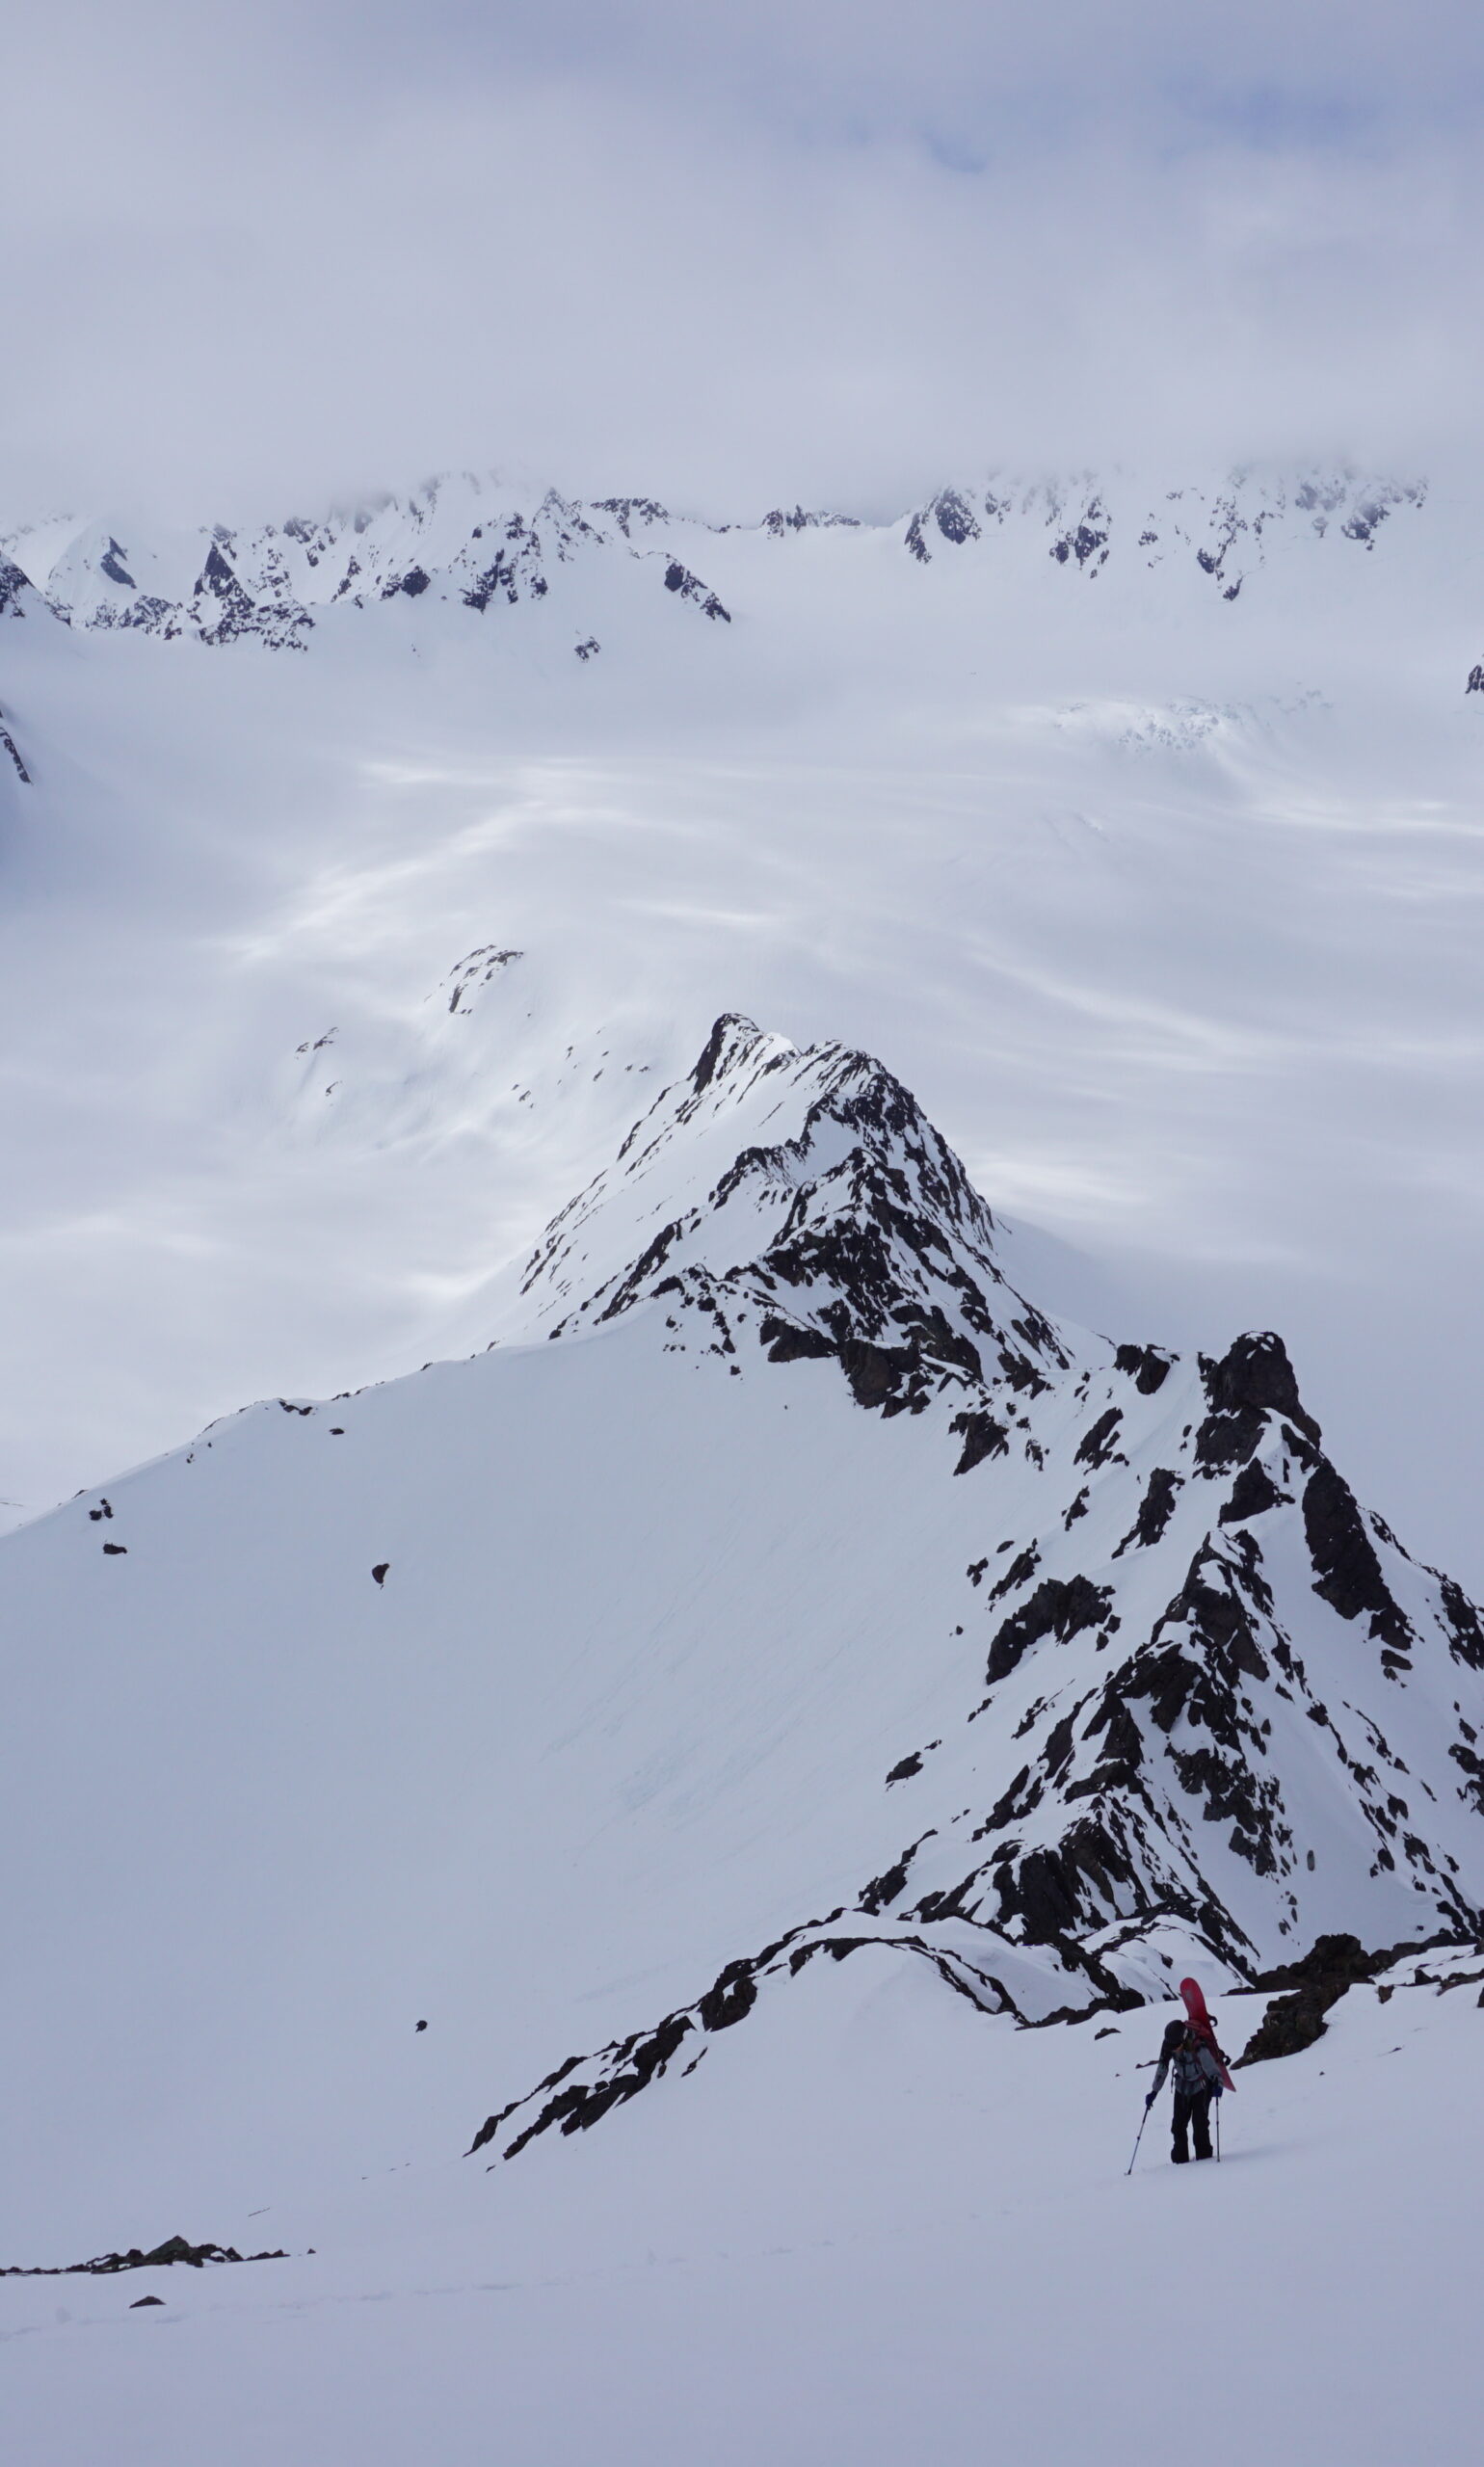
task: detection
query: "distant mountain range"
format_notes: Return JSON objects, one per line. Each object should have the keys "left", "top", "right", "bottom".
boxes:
{"left": 0, "top": 467, "right": 1428, "bottom": 656}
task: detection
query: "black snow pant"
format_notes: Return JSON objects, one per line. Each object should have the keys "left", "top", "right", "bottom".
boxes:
{"left": 1171, "top": 2088, "right": 1213, "bottom": 2162}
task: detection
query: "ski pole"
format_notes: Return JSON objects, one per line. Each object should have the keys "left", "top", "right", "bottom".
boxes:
{"left": 1126, "top": 2099, "right": 1153, "bottom": 2176}
{"left": 1216, "top": 2102, "right": 1221, "bottom": 2164}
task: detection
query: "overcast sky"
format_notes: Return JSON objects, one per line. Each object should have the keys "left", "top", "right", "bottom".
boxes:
{"left": 5, "top": 0, "right": 1483, "bottom": 517}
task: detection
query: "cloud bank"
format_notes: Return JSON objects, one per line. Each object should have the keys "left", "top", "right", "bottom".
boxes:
{"left": 3, "top": 1, "right": 1482, "bottom": 518}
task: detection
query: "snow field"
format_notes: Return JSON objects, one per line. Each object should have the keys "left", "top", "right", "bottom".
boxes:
{"left": 4, "top": 1953, "right": 1479, "bottom": 2467}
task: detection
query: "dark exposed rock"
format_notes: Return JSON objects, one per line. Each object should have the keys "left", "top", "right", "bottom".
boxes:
{"left": 463, "top": 554, "right": 518, "bottom": 611}
{"left": 996, "top": 1345, "right": 1050, "bottom": 1396}
{"left": 1193, "top": 1405, "right": 1267, "bottom": 1472}
{"left": 993, "top": 1817, "right": 1133, "bottom": 1942}
{"left": 1113, "top": 1467, "right": 1182, "bottom": 1555}
{"left": 501, "top": 2013, "right": 697, "bottom": 2158}
{"left": 0, "top": 707, "right": 30, "bottom": 783}
{"left": 1235, "top": 1933, "right": 1391, "bottom": 2065}
{"left": 0, "top": 556, "right": 34, "bottom": 618}
{"left": 1141, "top": 1547, "right": 1272, "bottom": 1709}
{"left": 987, "top": 1545, "right": 1040, "bottom": 1604}
{"left": 692, "top": 1013, "right": 750, "bottom": 1094}
{"left": 1220, "top": 1462, "right": 1289, "bottom": 1525}
{"left": 979, "top": 1764, "right": 1036, "bottom": 1834}
{"left": 932, "top": 489, "right": 980, "bottom": 545}
{"left": 951, "top": 1409, "right": 1009, "bottom": 1472}
{"left": 371, "top": 1562, "right": 389, "bottom": 1586}
{"left": 1074, "top": 1689, "right": 1145, "bottom": 1792}
{"left": 885, "top": 1752, "right": 923, "bottom": 1785}
{"left": 1041, "top": 1708, "right": 1080, "bottom": 1783}
{"left": 861, "top": 1832, "right": 933, "bottom": 1912}
{"left": 1113, "top": 1342, "right": 1172, "bottom": 1395}
{"left": 697, "top": 1959, "right": 758, "bottom": 2031}
{"left": 662, "top": 561, "right": 730, "bottom": 621}
{"left": 1449, "top": 1738, "right": 1484, "bottom": 1814}
{"left": 835, "top": 1332, "right": 919, "bottom": 1412}
{"left": 596, "top": 1220, "right": 689, "bottom": 1319}
{"left": 1050, "top": 508, "right": 1110, "bottom": 570}
{"left": 468, "top": 2056, "right": 582, "bottom": 2154}
{"left": 986, "top": 1577, "right": 1114, "bottom": 1686}
{"left": 594, "top": 496, "right": 670, "bottom": 533}
{"left": 1074, "top": 1407, "right": 1123, "bottom": 1468}
{"left": 3, "top": 2237, "right": 287, "bottom": 2278}
{"left": 1436, "top": 1577, "right": 1484, "bottom": 1671}
{"left": 759, "top": 506, "right": 861, "bottom": 536}
{"left": 1303, "top": 1462, "right": 1413, "bottom": 1652}
{"left": 1203, "top": 1331, "right": 1320, "bottom": 1445}
{"left": 1193, "top": 1332, "right": 1319, "bottom": 1472}
{"left": 1104, "top": 1546, "right": 1287, "bottom": 1878}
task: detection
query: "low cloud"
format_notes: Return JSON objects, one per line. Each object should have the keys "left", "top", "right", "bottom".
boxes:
{"left": 3, "top": 1, "right": 1482, "bottom": 519}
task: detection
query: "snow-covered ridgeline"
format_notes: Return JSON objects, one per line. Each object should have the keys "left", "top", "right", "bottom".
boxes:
{"left": 0, "top": 468, "right": 1427, "bottom": 654}
{"left": 4, "top": 1003, "right": 1475, "bottom": 2203}
{"left": 463, "top": 1015, "right": 1484, "bottom": 2156}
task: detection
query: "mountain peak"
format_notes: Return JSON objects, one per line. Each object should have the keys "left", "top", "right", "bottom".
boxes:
{"left": 454, "top": 1014, "right": 1484, "bottom": 2156}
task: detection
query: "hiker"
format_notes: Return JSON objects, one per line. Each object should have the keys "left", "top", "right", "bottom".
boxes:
{"left": 1146, "top": 2015, "right": 1225, "bottom": 2162}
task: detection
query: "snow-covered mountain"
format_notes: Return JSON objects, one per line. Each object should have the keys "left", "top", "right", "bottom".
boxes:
{"left": 0, "top": 466, "right": 1429, "bottom": 654}
{"left": 6, "top": 1005, "right": 1484, "bottom": 2462}
{"left": 462, "top": 1016, "right": 1484, "bottom": 2153}
{"left": 4, "top": 1015, "right": 1480, "bottom": 2234}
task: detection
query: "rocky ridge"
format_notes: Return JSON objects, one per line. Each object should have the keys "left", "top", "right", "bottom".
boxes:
{"left": 471, "top": 1014, "right": 1484, "bottom": 2161}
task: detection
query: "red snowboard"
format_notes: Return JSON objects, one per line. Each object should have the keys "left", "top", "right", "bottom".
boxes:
{"left": 1179, "top": 1976, "right": 1236, "bottom": 2091}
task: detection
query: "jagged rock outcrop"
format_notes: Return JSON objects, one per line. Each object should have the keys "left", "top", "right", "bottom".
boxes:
{"left": 2, "top": 2235, "right": 288, "bottom": 2277}
{"left": 0, "top": 703, "right": 29, "bottom": 783}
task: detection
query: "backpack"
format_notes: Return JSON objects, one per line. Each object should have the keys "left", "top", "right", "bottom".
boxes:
{"left": 1171, "top": 2029, "right": 1210, "bottom": 2097}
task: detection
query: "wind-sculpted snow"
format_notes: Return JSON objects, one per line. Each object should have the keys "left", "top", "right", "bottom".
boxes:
{"left": 0, "top": 464, "right": 1425, "bottom": 652}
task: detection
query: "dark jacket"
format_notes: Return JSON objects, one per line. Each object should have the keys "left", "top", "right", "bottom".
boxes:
{"left": 1150, "top": 2019, "right": 1223, "bottom": 2102}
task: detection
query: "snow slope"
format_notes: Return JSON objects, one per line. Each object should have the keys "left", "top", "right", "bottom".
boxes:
{"left": 7, "top": 1950, "right": 1483, "bottom": 2467}
{"left": 4, "top": 1018, "right": 1484, "bottom": 2460}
